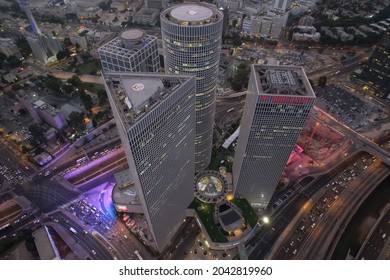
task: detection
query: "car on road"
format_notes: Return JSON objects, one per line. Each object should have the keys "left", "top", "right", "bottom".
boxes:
{"left": 91, "top": 250, "right": 96, "bottom": 255}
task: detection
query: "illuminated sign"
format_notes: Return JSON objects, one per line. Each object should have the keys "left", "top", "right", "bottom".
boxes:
{"left": 116, "top": 205, "right": 128, "bottom": 212}
{"left": 260, "top": 95, "right": 313, "bottom": 104}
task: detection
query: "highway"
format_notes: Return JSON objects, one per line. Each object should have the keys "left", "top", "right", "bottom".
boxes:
{"left": 295, "top": 161, "right": 389, "bottom": 259}
{"left": 313, "top": 106, "right": 390, "bottom": 166}
{"left": 355, "top": 204, "right": 390, "bottom": 260}
{"left": 247, "top": 152, "right": 366, "bottom": 259}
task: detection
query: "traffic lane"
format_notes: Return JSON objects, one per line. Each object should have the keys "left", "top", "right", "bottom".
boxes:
{"left": 65, "top": 198, "right": 138, "bottom": 259}
{"left": 298, "top": 165, "right": 388, "bottom": 260}
{"left": 359, "top": 209, "right": 390, "bottom": 259}
{"left": 276, "top": 157, "right": 377, "bottom": 259}
{"left": 0, "top": 148, "right": 34, "bottom": 178}
{"left": 14, "top": 177, "right": 79, "bottom": 212}
{"left": 250, "top": 153, "right": 366, "bottom": 259}
{"left": 54, "top": 211, "right": 113, "bottom": 259}
{"left": 165, "top": 219, "right": 199, "bottom": 260}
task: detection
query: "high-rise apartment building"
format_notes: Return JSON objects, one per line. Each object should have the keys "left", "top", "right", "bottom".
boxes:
{"left": 233, "top": 65, "right": 315, "bottom": 208}
{"left": 161, "top": 4, "right": 223, "bottom": 171}
{"left": 360, "top": 28, "right": 390, "bottom": 99}
{"left": 98, "top": 29, "right": 160, "bottom": 73}
{"left": 103, "top": 72, "right": 196, "bottom": 252}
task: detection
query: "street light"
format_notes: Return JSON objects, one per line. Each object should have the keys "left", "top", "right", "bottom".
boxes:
{"left": 262, "top": 216, "right": 270, "bottom": 224}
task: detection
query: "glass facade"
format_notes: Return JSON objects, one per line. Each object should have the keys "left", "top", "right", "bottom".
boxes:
{"left": 233, "top": 65, "right": 315, "bottom": 208}
{"left": 98, "top": 34, "right": 160, "bottom": 73}
{"left": 104, "top": 73, "right": 196, "bottom": 252}
{"left": 161, "top": 4, "right": 223, "bottom": 171}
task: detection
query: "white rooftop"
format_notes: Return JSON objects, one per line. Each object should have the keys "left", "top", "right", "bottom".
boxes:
{"left": 170, "top": 5, "right": 213, "bottom": 22}
{"left": 122, "top": 77, "right": 164, "bottom": 111}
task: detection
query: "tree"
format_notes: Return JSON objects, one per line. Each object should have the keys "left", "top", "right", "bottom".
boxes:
{"left": 98, "top": 1, "right": 111, "bottom": 11}
{"left": 96, "top": 89, "right": 108, "bottom": 106}
{"left": 318, "top": 75, "right": 327, "bottom": 87}
{"left": 67, "top": 75, "right": 82, "bottom": 87}
{"left": 232, "top": 35, "right": 242, "bottom": 47}
{"left": 45, "top": 75, "right": 62, "bottom": 92}
{"left": 68, "top": 111, "right": 86, "bottom": 138}
{"left": 61, "top": 83, "right": 74, "bottom": 95}
{"left": 0, "top": 52, "right": 7, "bottom": 67}
{"left": 79, "top": 91, "right": 93, "bottom": 111}
{"left": 56, "top": 50, "right": 66, "bottom": 60}
{"left": 6, "top": 55, "right": 22, "bottom": 69}
{"left": 56, "top": 49, "right": 71, "bottom": 60}
{"left": 63, "top": 37, "right": 72, "bottom": 47}
{"left": 230, "top": 63, "right": 250, "bottom": 91}
{"left": 28, "top": 123, "right": 45, "bottom": 142}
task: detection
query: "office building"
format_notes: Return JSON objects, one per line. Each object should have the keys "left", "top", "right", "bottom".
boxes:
{"left": 25, "top": 34, "right": 54, "bottom": 64}
{"left": 132, "top": 8, "right": 160, "bottom": 26}
{"left": 299, "top": 15, "right": 315, "bottom": 26}
{"left": 233, "top": 65, "right": 315, "bottom": 208}
{"left": 103, "top": 72, "right": 196, "bottom": 252}
{"left": 148, "top": 0, "right": 169, "bottom": 10}
{"left": 18, "top": 0, "right": 62, "bottom": 64}
{"left": 98, "top": 29, "right": 160, "bottom": 73}
{"left": 16, "top": 90, "right": 68, "bottom": 130}
{"left": 360, "top": 28, "right": 390, "bottom": 99}
{"left": 161, "top": 3, "right": 223, "bottom": 171}
{"left": 18, "top": 0, "right": 42, "bottom": 35}
{"left": 274, "top": 0, "right": 292, "bottom": 12}
{"left": 260, "top": 16, "right": 273, "bottom": 37}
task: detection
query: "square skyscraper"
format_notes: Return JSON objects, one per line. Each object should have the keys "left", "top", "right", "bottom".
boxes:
{"left": 98, "top": 29, "right": 160, "bottom": 73}
{"left": 233, "top": 65, "right": 315, "bottom": 208}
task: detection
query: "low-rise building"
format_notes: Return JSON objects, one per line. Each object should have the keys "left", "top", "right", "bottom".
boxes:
{"left": 0, "top": 38, "right": 22, "bottom": 58}
{"left": 16, "top": 90, "right": 68, "bottom": 130}
{"left": 132, "top": 7, "right": 159, "bottom": 25}
{"left": 293, "top": 26, "right": 321, "bottom": 42}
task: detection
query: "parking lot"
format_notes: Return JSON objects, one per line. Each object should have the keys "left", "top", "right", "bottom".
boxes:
{"left": 316, "top": 85, "right": 385, "bottom": 131}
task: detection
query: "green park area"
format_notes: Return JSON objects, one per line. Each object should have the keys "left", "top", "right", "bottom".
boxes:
{"left": 189, "top": 198, "right": 228, "bottom": 243}
{"left": 77, "top": 61, "right": 102, "bottom": 75}
{"left": 189, "top": 197, "right": 258, "bottom": 243}
{"left": 231, "top": 198, "right": 258, "bottom": 228}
